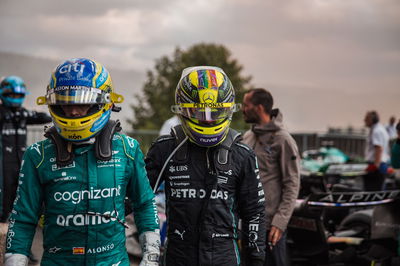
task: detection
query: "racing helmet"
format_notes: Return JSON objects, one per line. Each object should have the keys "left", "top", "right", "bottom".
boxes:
{"left": 37, "top": 58, "right": 124, "bottom": 142}
{"left": 0, "top": 75, "right": 27, "bottom": 107}
{"left": 171, "top": 66, "right": 240, "bottom": 147}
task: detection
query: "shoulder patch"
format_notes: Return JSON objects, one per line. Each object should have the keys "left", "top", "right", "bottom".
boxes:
{"left": 27, "top": 140, "right": 48, "bottom": 169}
{"left": 118, "top": 134, "right": 137, "bottom": 161}
{"left": 125, "top": 136, "right": 136, "bottom": 148}
{"left": 30, "top": 142, "right": 42, "bottom": 156}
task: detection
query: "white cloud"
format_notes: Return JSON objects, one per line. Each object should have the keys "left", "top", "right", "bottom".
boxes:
{"left": 284, "top": 0, "right": 376, "bottom": 22}
{"left": 36, "top": 10, "right": 146, "bottom": 46}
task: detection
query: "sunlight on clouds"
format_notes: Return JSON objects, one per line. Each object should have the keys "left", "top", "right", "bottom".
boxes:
{"left": 159, "top": 0, "right": 225, "bottom": 30}
{"left": 37, "top": 9, "right": 146, "bottom": 46}
{"left": 101, "top": 9, "right": 147, "bottom": 45}
{"left": 284, "top": 0, "right": 376, "bottom": 22}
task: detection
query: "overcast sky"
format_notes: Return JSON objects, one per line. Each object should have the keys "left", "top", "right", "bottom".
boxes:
{"left": 0, "top": 0, "right": 399, "bottom": 132}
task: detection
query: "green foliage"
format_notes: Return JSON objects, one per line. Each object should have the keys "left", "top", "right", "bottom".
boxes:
{"left": 128, "top": 43, "right": 253, "bottom": 132}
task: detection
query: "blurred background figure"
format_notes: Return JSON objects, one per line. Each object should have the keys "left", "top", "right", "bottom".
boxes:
{"left": 0, "top": 75, "right": 51, "bottom": 263}
{"left": 0, "top": 75, "right": 51, "bottom": 222}
{"left": 386, "top": 116, "right": 397, "bottom": 140}
{"left": 390, "top": 122, "right": 400, "bottom": 185}
{"left": 363, "top": 110, "right": 390, "bottom": 191}
{"left": 159, "top": 115, "right": 180, "bottom": 136}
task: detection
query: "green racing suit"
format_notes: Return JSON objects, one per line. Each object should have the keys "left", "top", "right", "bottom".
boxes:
{"left": 6, "top": 133, "right": 158, "bottom": 265}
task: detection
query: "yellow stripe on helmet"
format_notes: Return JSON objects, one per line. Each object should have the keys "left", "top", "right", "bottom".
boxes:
{"left": 188, "top": 71, "right": 199, "bottom": 88}
{"left": 186, "top": 118, "right": 230, "bottom": 135}
{"left": 214, "top": 71, "right": 225, "bottom": 87}
{"left": 179, "top": 102, "right": 234, "bottom": 108}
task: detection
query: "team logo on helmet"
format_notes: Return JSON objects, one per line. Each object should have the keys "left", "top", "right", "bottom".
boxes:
{"left": 202, "top": 92, "right": 215, "bottom": 103}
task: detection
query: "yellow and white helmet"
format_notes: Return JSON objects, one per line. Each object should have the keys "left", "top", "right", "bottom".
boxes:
{"left": 171, "top": 66, "right": 240, "bottom": 147}
{"left": 37, "top": 58, "right": 123, "bottom": 142}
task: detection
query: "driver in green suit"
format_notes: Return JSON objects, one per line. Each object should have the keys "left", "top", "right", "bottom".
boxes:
{"left": 5, "top": 58, "right": 160, "bottom": 266}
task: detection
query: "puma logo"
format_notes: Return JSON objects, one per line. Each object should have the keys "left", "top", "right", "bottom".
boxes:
{"left": 174, "top": 229, "right": 185, "bottom": 240}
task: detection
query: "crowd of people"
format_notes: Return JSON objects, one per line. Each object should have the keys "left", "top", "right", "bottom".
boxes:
{"left": 0, "top": 57, "right": 398, "bottom": 266}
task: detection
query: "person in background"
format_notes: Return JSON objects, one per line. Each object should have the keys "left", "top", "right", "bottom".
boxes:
{"left": 0, "top": 76, "right": 51, "bottom": 263}
{"left": 4, "top": 58, "right": 160, "bottom": 266}
{"left": 159, "top": 115, "right": 180, "bottom": 136}
{"left": 386, "top": 116, "right": 397, "bottom": 140}
{"left": 146, "top": 66, "right": 266, "bottom": 266}
{"left": 242, "top": 88, "right": 300, "bottom": 266}
{"left": 0, "top": 76, "right": 52, "bottom": 223}
{"left": 390, "top": 122, "right": 400, "bottom": 185}
{"left": 364, "top": 110, "right": 390, "bottom": 191}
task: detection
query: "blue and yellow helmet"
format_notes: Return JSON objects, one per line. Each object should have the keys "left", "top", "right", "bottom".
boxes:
{"left": 0, "top": 75, "right": 27, "bottom": 107}
{"left": 171, "top": 66, "right": 240, "bottom": 147}
{"left": 37, "top": 58, "right": 124, "bottom": 142}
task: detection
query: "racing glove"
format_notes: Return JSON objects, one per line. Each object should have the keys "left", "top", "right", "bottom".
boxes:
{"left": 366, "top": 163, "right": 378, "bottom": 172}
{"left": 139, "top": 231, "right": 160, "bottom": 266}
{"left": 4, "top": 253, "right": 29, "bottom": 266}
{"left": 378, "top": 162, "right": 388, "bottom": 174}
{"left": 366, "top": 163, "right": 388, "bottom": 174}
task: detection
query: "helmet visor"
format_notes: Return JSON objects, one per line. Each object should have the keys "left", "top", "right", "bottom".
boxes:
{"left": 46, "top": 86, "right": 110, "bottom": 105}
{"left": 171, "top": 103, "right": 240, "bottom": 122}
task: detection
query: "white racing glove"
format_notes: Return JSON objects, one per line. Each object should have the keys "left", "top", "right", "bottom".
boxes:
{"left": 4, "top": 253, "right": 29, "bottom": 266}
{"left": 139, "top": 231, "right": 161, "bottom": 266}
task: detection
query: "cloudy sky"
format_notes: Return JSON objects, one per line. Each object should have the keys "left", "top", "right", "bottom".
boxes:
{"left": 0, "top": 0, "right": 399, "bottom": 132}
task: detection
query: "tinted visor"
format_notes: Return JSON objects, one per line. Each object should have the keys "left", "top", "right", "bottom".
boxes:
{"left": 2, "top": 92, "right": 25, "bottom": 99}
{"left": 171, "top": 103, "right": 240, "bottom": 122}
{"left": 50, "top": 103, "right": 105, "bottom": 118}
{"left": 46, "top": 86, "right": 110, "bottom": 105}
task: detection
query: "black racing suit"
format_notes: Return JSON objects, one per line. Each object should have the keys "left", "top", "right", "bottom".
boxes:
{"left": 0, "top": 105, "right": 51, "bottom": 222}
{"left": 145, "top": 128, "right": 266, "bottom": 266}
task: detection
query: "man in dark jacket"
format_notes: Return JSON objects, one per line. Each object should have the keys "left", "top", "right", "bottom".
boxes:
{"left": 146, "top": 66, "right": 266, "bottom": 266}
{"left": 242, "top": 88, "right": 300, "bottom": 266}
{"left": 0, "top": 75, "right": 52, "bottom": 222}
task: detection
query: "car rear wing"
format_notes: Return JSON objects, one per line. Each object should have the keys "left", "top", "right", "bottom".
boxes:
{"left": 298, "top": 190, "right": 400, "bottom": 208}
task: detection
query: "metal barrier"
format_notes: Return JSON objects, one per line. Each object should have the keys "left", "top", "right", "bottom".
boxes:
{"left": 27, "top": 126, "right": 367, "bottom": 159}
{"left": 292, "top": 133, "right": 367, "bottom": 160}
{"left": 27, "top": 125, "right": 47, "bottom": 146}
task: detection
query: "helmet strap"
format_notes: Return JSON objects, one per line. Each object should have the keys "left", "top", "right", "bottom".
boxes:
{"left": 44, "top": 120, "right": 122, "bottom": 167}
{"left": 214, "top": 128, "right": 241, "bottom": 172}
{"left": 95, "top": 120, "right": 122, "bottom": 161}
{"left": 171, "top": 125, "right": 189, "bottom": 162}
{"left": 44, "top": 126, "right": 75, "bottom": 167}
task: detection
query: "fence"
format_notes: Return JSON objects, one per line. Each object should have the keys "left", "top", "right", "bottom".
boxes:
{"left": 292, "top": 133, "right": 367, "bottom": 160}
{"left": 27, "top": 125, "right": 368, "bottom": 159}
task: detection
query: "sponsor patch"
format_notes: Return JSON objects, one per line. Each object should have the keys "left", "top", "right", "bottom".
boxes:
{"left": 49, "top": 246, "right": 61, "bottom": 254}
{"left": 73, "top": 247, "right": 85, "bottom": 255}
